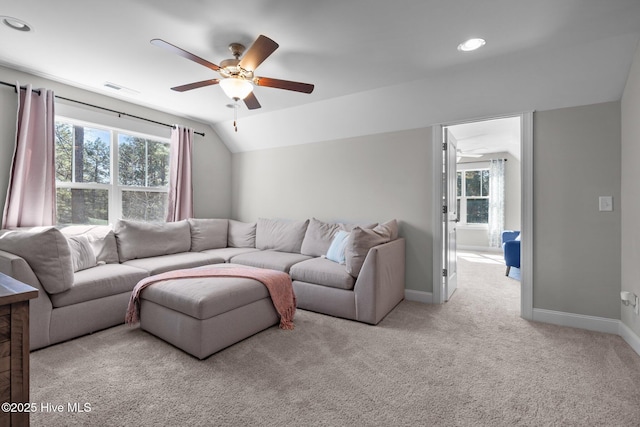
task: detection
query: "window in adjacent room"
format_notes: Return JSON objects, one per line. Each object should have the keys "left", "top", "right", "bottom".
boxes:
{"left": 456, "top": 169, "right": 490, "bottom": 225}
{"left": 54, "top": 119, "right": 170, "bottom": 225}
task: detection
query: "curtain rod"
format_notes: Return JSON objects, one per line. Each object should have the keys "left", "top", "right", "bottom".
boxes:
{"left": 458, "top": 158, "right": 508, "bottom": 165}
{"left": 0, "top": 81, "right": 205, "bottom": 137}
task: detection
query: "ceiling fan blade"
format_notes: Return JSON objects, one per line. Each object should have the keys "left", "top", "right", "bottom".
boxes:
{"left": 238, "top": 35, "right": 279, "bottom": 71}
{"left": 171, "top": 79, "right": 220, "bottom": 92}
{"left": 151, "top": 39, "right": 220, "bottom": 71}
{"left": 254, "top": 77, "right": 314, "bottom": 94}
{"left": 243, "top": 92, "right": 262, "bottom": 110}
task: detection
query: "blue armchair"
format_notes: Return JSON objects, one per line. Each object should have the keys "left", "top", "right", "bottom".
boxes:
{"left": 502, "top": 230, "right": 521, "bottom": 276}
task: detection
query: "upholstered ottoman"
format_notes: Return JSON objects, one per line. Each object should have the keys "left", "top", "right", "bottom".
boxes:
{"left": 136, "top": 264, "right": 281, "bottom": 359}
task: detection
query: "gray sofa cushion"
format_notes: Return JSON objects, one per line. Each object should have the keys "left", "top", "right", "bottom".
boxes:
{"left": 50, "top": 264, "right": 149, "bottom": 308}
{"left": 59, "top": 225, "right": 119, "bottom": 264}
{"left": 227, "top": 220, "right": 256, "bottom": 248}
{"left": 200, "top": 247, "right": 260, "bottom": 262}
{"left": 122, "top": 252, "right": 225, "bottom": 275}
{"left": 114, "top": 219, "right": 191, "bottom": 262}
{"left": 345, "top": 219, "right": 399, "bottom": 277}
{"left": 139, "top": 264, "right": 271, "bottom": 320}
{"left": 300, "top": 218, "right": 378, "bottom": 257}
{"left": 256, "top": 218, "right": 309, "bottom": 253}
{"left": 230, "top": 250, "right": 312, "bottom": 273}
{"left": 0, "top": 227, "right": 73, "bottom": 294}
{"left": 188, "top": 218, "right": 228, "bottom": 251}
{"left": 290, "top": 257, "right": 355, "bottom": 290}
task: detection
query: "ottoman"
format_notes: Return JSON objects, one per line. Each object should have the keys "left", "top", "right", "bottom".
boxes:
{"left": 138, "top": 264, "right": 280, "bottom": 359}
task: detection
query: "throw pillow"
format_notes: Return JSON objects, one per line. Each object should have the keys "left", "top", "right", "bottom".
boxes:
{"left": 326, "top": 230, "right": 350, "bottom": 264}
{"left": 59, "top": 225, "right": 119, "bottom": 264}
{"left": 0, "top": 227, "right": 74, "bottom": 294}
{"left": 227, "top": 220, "right": 257, "bottom": 248}
{"left": 256, "top": 218, "right": 309, "bottom": 253}
{"left": 188, "top": 218, "right": 228, "bottom": 251}
{"left": 67, "top": 235, "right": 97, "bottom": 272}
{"left": 300, "top": 217, "right": 378, "bottom": 257}
{"left": 345, "top": 219, "right": 399, "bottom": 277}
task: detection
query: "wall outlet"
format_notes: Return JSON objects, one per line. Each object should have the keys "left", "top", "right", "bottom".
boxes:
{"left": 599, "top": 196, "right": 613, "bottom": 212}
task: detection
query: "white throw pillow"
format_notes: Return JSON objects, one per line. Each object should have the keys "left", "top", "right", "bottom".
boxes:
{"left": 326, "top": 230, "right": 350, "bottom": 264}
{"left": 67, "top": 235, "right": 97, "bottom": 272}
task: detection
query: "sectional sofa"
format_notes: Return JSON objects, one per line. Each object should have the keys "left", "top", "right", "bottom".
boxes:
{"left": 0, "top": 217, "right": 405, "bottom": 351}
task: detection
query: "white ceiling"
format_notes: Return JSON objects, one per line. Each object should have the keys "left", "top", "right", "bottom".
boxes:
{"left": 1, "top": 0, "right": 639, "bottom": 152}
{"left": 448, "top": 116, "right": 521, "bottom": 161}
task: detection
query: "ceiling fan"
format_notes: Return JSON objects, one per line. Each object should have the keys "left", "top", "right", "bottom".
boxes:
{"left": 457, "top": 149, "right": 483, "bottom": 158}
{"left": 150, "top": 35, "right": 314, "bottom": 110}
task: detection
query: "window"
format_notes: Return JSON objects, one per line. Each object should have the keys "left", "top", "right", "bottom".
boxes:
{"left": 456, "top": 169, "right": 490, "bottom": 225}
{"left": 55, "top": 119, "right": 170, "bottom": 225}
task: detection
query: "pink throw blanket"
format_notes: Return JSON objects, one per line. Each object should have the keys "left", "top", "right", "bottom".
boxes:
{"left": 125, "top": 266, "right": 296, "bottom": 330}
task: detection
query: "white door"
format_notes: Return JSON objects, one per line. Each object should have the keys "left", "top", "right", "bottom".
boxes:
{"left": 443, "top": 129, "right": 458, "bottom": 300}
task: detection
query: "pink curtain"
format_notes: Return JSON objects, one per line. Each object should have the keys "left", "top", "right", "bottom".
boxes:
{"left": 166, "top": 125, "right": 193, "bottom": 221}
{"left": 2, "top": 83, "right": 56, "bottom": 228}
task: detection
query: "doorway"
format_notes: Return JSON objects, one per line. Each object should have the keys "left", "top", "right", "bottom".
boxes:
{"left": 432, "top": 112, "right": 533, "bottom": 319}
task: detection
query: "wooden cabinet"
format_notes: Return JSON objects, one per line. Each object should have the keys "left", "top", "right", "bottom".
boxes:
{"left": 0, "top": 273, "right": 37, "bottom": 427}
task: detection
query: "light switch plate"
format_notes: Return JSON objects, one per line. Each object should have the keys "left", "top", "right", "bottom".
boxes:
{"left": 599, "top": 196, "right": 613, "bottom": 212}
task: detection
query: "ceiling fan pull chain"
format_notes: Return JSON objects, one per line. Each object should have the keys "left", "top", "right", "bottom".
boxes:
{"left": 234, "top": 100, "right": 238, "bottom": 132}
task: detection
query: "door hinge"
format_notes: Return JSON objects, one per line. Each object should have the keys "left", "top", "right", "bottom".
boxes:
{"left": 442, "top": 205, "right": 447, "bottom": 214}
{"left": 442, "top": 142, "right": 447, "bottom": 150}
{"left": 442, "top": 269, "right": 447, "bottom": 277}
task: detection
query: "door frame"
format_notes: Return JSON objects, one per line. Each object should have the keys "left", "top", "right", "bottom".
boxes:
{"left": 431, "top": 111, "right": 533, "bottom": 320}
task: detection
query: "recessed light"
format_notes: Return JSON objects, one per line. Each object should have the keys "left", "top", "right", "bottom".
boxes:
{"left": 457, "top": 38, "right": 485, "bottom": 52}
{"left": 1, "top": 16, "right": 32, "bottom": 32}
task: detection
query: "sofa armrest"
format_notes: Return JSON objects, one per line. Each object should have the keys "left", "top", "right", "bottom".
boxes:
{"left": 0, "top": 249, "right": 53, "bottom": 350}
{"left": 353, "top": 238, "right": 405, "bottom": 324}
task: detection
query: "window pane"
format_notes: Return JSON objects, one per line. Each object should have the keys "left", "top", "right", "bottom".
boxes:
{"left": 481, "top": 170, "right": 490, "bottom": 197}
{"left": 456, "top": 172, "right": 462, "bottom": 197}
{"left": 56, "top": 188, "right": 109, "bottom": 225}
{"left": 118, "top": 135, "right": 169, "bottom": 187}
{"left": 465, "top": 171, "right": 481, "bottom": 196}
{"left": 81, "top": 127, "right": 111, "bottom": 184}
{"left": 55, "top": 122, "right": 73, "bottom": 182}
{"left": 466, "top": 199, "right": 489, "bottom": 224}
{"left": 122, "top": 191, "right": 167, "bottom": 222}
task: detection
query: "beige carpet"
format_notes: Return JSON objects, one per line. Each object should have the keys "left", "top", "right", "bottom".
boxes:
{"left": 31, "top": 252, "right": 640, "bottom": 426}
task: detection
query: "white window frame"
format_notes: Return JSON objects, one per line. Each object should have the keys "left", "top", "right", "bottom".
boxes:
{"left": 456, "top": 165, "right": 490, "bottom": 228}
{"left": 55, "top": 115, "right": 170, "bottom": 225}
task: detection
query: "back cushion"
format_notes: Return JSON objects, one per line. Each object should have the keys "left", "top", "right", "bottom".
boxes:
{"left": 114, "top": 220, "right": 191, "bottom": 262}
{"left": 345, "top": 219, "right": 399, "bottom": 277}
{"left": 59, "top": 225, "right": 119, "bottom": 264}
{"left": 256, "top": 218, "right": 309, "bottom": 253}
{"left": 0, "top": 227, "right": 73, "bottom": 294}
{"left": 300, "top": 218, "right": 378, "bottom": 257}
{"left": 188, "top": 218, "right": 228, "bottom": 251}
{"left": 227, "top": 220, "right": 256, "bottom": 248}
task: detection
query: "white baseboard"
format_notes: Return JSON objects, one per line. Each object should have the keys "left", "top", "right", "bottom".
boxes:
{"left": 619, "top": 322, "right": 640, "bottom": 357}
{"left": 405, "top": 289, "right": 433, "bottom": 304}
{"left": 532, "top": 308, "right": 620, "bottom": 334}
{"left": 532, "top": 308, "right": 640, "bottom": 358}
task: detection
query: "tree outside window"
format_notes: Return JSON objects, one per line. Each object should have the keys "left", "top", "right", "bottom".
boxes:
{"left": 456, "top": 169, "right": 490, "bottom": 225}
{"left": 55, "top": 120, "right": 169, "bottom": 225}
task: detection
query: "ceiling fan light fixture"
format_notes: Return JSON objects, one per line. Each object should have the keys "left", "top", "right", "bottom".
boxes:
{"left": 219, "top": 78, "right": 253, "bottom": 100}
{"left": 457, "top": 38, "right": 486, "bottom": 52}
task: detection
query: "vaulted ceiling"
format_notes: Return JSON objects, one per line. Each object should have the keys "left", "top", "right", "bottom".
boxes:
{"left": 1, "top": 0, "right": 639, "bottom": 152}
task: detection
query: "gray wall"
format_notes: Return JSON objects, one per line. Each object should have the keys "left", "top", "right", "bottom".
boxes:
{"left": 231, "top": 128, "right": 434, "bottom": 294}
{"left": 533, "top": 101, "right": 621, "bottom": 319}
{"left": 621, "top": 40, "right": 640, "bottom": 336}
{"left": 0, "top": 66, "right": 232, "bottom": 226}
